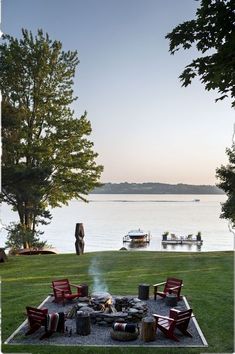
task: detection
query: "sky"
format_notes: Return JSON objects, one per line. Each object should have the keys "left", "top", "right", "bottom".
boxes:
{"left": 2, "top": 0, "right": 234, "bottom": 185}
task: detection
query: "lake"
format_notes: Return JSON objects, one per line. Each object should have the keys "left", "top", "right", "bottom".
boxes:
{"left": 0, "top": 194, "right": 234, "bottom": 253}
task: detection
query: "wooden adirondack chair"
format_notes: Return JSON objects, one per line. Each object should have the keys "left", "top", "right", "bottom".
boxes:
{"left": 25, "top": 307, "right": 66, "bottom": 340}
{"left": 153, "top": 308, "right": 193, "bottom": 342}
{"left": 51, "top": 278, "right": 83, "bottom": 305}
{"left": 25, "top": 306, "right": 48, "bottom": 336}
{"left": 153, "top": 277, "right": 183, "bottom": 301}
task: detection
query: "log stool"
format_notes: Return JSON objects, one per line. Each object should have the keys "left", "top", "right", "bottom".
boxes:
{"left": 165, "top": 292, "right": 177, "bottom": 307}
{"left": 80, "top": 284, "right": 89, "bottom": 297}
{"left": 140, "top": 316, "right": 156, "bottom": 342}
{"left": 76, "top": 311, "right": 91, "bottom": 335}
{"left": 138, "top": 284, "right": 150, "bottom": 300}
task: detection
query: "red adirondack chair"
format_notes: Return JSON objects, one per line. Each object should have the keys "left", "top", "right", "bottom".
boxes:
{"left": 51, "top": 278, "right": 83, "bottom": 305}
{"left": 25, "top": 306, "right": 48, "bottom": 336}
{"left": 153, "top": 277, "right": 183, "bottom": 301}
{"left": 153, "top": 308, "right": 193, "bottom": 342}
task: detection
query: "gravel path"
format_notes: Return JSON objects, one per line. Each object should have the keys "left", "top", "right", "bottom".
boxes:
{"left": 7, "top": 296, "right": 206, "bottom": 347}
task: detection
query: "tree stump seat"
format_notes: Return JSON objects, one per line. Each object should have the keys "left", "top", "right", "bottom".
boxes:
{"left": 165, "top": 293, "right": 178, "bottom": 307}
{"left": 138, "top": 284, "right": 150, "bottom": 300}
{"left": 140, "top": 316, "right": 156, "bottom": 342}
{"left": 76, "top": 311, "right": 91, "bottom": 335}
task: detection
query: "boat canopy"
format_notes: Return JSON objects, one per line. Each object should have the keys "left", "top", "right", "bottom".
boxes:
{"left": 127, "top": 229, "right": 148, "bottom": 237}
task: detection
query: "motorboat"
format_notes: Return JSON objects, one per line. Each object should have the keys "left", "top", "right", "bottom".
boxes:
{"left": 123, "top": 229, "right": 150, "bottom": 243}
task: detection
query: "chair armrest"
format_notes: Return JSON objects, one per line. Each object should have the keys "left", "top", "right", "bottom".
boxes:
{"left": 153, "top": 314, "right": 174, "bottom": 321}
{"left": 169, "top": 285, "right": 181, "bottom": 291}
{"left": 70, "top": 283, "right": 83, "bottom": 289}
{"left": 153, "top": 281, "right": 166, "bottom": 287}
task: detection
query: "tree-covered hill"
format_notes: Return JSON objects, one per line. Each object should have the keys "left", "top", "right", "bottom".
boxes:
{"left": 92, "top": 182, "right": 224, "bottom": 194}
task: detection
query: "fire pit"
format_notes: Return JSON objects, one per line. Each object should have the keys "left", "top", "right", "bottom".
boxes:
{"left": 67, "top": 292, "right": 148, "bottom": 326}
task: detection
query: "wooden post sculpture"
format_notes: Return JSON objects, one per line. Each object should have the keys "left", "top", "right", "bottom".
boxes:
{"left": 75, "top": 223, "right": 85, "bottom": 255}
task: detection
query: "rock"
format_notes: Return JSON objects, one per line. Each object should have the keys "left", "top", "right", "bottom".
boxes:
{"left": 80, "top": 307, "right": 95, "bottom": 314}
{"left": 97, "top": 321, "right": 109, "bottom": 326}
{"left": 137, "top": 310, "right": 144, "bottom": 314}
{"left": 78, "top": 303, "right": 90, "bottom": 308}
{"left": 91, "top": 292, "right": 112, "bottom": 303}
{"left": 106, "top": 317, "right": 114, "bottom": 324}
{"left": 128, "top": 308, "right": 139, "bottom": 314}
{"left": 133, "top": 304, "right": 145, "bottom": 310}
{"left": 77, "top": 297, "right": 89, "bottom": 302}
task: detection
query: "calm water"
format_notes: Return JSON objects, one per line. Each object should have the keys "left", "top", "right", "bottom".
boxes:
{"left": 0, "top": 194, "right": 234, "bottom": 253}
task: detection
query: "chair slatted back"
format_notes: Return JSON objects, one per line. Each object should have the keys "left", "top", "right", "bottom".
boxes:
{"left": 170, "top": 308, "right": 192, "bottom": 328}
{"left": 26, "top": 306, "right": 48, "bottom": 327}
{"left": 52, "top": 279, "right": 71, "bottom": 299}
{"left": 164, "top": 278, "right": 183, "bottom": 297}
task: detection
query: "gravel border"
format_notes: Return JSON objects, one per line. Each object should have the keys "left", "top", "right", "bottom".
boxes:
{"left": 5, "top": 296, "right": 208, "bottom": 347}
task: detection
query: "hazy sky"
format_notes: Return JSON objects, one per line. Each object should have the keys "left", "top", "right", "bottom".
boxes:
{"left": 2, "top": 0, "right": 234, "bottom": 184}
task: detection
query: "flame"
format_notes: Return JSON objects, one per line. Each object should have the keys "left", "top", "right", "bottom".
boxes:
{"left": 106, "top": 298, "right": 112, "bottom": 306}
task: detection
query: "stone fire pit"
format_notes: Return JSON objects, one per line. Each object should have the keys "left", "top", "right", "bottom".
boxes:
{"left": 67, "top": 292, "right": 148, "bottom": 326}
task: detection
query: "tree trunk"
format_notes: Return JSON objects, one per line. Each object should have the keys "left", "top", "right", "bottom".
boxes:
{"left": 17, "top": 202, "right": 35, "bottom": 249}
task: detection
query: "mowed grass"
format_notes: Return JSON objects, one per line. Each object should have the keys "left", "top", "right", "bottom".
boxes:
{"left": 0, "top": 250, "right": 234, "bottom": 354}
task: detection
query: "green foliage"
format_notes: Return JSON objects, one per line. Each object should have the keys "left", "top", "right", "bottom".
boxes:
{"left": 5, "top": 222, "right": 47, "bottom": 252}
{"left": 216, "top": 145, "right": 235, "bottom": 227}
{"left": 166, "top": 0, "right": 235, "bottom": 226}
{"left": 166, "top": 0, "right": 235, "bottom": 107}
{"left": 0, "top": 29, "right": 103, "bottom": 247}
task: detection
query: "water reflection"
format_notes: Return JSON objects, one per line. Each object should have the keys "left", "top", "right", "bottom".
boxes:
{"left": 125, "top": 241, "right": 150, "bottom": 250}
{"left": 161, "top": 243, "right": 202, "bottom": 252}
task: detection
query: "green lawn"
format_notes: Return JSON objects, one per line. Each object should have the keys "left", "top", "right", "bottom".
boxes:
{"left": 0, "top": 250, "right": 234, "bottom": 353}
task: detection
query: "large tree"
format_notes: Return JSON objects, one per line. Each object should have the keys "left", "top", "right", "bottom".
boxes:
{"left": 166, "top": 0, "right": 235, "bottom": 107}
{"left": 166, "top": 0, "right": 235, "bottom": 226}
{"left": 0, "top": 29, "right": 103, "bottom": 248}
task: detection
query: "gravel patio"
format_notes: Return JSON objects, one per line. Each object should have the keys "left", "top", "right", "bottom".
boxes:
{"left": 5, "top": 295, "right": 208, "bottom": 348}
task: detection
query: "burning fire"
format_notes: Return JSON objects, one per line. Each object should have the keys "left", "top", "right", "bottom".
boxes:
{"left": 106, "top": 298, "right": 112, "bottom": 306}
{"left": 90, "top": 292, "right": 117, "bottom": 313}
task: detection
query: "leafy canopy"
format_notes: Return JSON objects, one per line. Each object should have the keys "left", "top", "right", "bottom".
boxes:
{"left": 166, "top": 0, "right": 235, "bottom": 226}
{"left": 0, "top": 29, "right": 103, "bottom": 247}
{"left": 166, "top": 0, "right": 235, "bottom": 107}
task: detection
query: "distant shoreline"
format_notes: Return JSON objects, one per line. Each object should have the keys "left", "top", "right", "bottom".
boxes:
{"left": 92, "top": 182, "right": 224, "bottom": 195}
{"left": 90, "top": 192, "right": 224, "bottom": 195}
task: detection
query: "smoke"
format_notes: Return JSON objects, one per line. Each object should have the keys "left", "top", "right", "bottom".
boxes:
{"left": 88, "top": 256, "right": 108, "bottom": 293}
